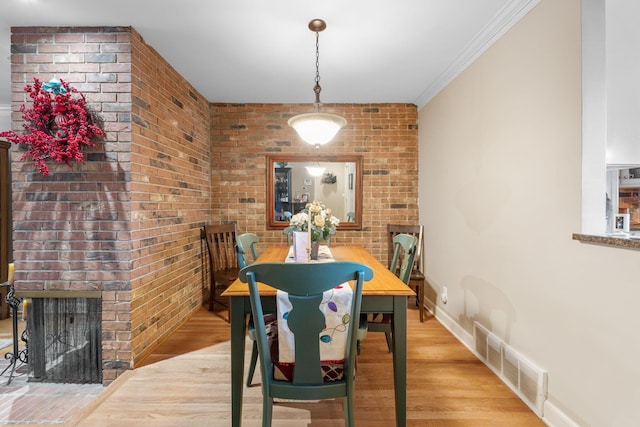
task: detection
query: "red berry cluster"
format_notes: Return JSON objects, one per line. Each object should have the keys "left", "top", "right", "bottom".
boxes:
{"left": 0, "top": 78, "right": 104, "bottom": 176}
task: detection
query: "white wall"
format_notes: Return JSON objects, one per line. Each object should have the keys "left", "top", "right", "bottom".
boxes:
{"left": 0, "top": 105, "right": 10, "bottom": 131}
{"left": 419, "top": 0, "right": 640, "bottom": 426}
{"left": 606, "top": 0, "right": 640, "bottom": 165}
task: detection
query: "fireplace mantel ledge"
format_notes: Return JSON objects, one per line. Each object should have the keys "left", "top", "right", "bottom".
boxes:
{"left": 14, "top": 290, "right": 102, "bottom": 298}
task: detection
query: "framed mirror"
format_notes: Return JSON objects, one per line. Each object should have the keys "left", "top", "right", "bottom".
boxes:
{"left": 267, "top": 154, "right": 363, "bottom": 230}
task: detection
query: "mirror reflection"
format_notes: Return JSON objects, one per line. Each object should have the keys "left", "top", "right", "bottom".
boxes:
{"left": 609, "top": 166, "right": 640, "bottom": 233}
{"left": 267, "top": 155, "right": 363, "bottom": 230}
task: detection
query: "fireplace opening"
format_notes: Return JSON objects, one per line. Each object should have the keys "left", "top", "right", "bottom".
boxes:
{"left": 28, "top": 297, "right": 102, "bottom": 383}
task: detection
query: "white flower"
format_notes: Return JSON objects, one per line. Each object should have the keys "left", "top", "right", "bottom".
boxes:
{"left": 288, "top": 200, "right": 339, "bottom": 241}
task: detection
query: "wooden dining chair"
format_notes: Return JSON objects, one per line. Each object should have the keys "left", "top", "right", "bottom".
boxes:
{"left": 203, "top": 223, "right": 240, "bottom": 312}
{"left": 388, "top": 224, "right": 426, "bottom": 322}
{"left": 357, "top": 233, "right": 417, "bottom": 353}
{"left": 239, "top": 261, "right": 374, "bottom": 427}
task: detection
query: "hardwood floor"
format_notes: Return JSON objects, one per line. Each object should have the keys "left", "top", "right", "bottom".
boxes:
{"left": 66, "top": 303, "right": 545, "bottom": 426}
{"left": 0, "top": 315, "right": 24, "bottom": 353}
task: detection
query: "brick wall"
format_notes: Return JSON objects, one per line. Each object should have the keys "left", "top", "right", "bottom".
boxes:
{"left": 7, "top": 25, "right": 419, "bottom": 385}
{"left": 7, "top": 27, "right": 211, "bottom": 384}
{"left": 129, "top": 29, "right": 211, "bottom": 366}
{"left": 209, "top": 103, "right": 419, "bottom": 263}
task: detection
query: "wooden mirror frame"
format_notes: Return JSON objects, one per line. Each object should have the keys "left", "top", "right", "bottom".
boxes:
{"left": 266, "top": 154, "right": 363, "bottom": 230}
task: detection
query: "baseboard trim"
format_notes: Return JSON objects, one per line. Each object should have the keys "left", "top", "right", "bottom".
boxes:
{"left": 543, "top": 400, "right": 582, "bottom": 427}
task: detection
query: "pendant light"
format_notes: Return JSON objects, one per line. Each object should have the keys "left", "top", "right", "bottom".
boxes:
{"left": 288, "top": 19, "right": 347, "bottom": 148}
{"left": 305, "top": 162, "right": 325, "bottom": 177}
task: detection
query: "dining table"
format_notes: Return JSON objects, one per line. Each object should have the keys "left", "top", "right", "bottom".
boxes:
{"left": 221, "top": 245, "right": 415, "bottom": 427}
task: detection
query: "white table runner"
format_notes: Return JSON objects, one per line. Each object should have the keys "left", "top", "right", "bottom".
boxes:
{"left": 277, "top": 246, "right": 352, "bottom": 363}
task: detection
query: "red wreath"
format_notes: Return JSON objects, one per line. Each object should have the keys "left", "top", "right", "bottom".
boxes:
{"left": 0, "top": 77, "right": 104, "bottom": 176}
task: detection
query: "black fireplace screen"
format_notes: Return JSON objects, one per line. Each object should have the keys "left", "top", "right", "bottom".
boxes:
{"left": 28, "top": 297, "right": 102, "bottom": 383}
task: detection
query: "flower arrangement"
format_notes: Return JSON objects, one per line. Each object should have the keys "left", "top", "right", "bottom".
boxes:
{"left": 289, "top": 200, "right": 340, "bottom": 242}
{"left": 0, "top": 77, "right": 104, "bottom": 176}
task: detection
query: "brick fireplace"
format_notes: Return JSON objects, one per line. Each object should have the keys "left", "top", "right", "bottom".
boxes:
{"left": 7, "top": 26, "right": 212, "bottom": 385}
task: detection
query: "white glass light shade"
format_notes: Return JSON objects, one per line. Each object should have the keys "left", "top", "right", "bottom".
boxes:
{"left": 305, "top": 166, "right": 325, "bottom": 176}
{"left": 288, "top": 113, "right": 347, "bottom": 146}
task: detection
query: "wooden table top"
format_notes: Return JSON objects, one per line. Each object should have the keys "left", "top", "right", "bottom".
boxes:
{"left": 222, "top": 245, "right": 415, "bottom": 297}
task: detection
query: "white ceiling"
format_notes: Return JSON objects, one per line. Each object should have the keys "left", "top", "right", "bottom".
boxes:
{"left": 0, "top": 0, "right": 539, "bottom": 108}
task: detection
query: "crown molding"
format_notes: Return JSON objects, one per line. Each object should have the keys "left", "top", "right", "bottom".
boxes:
{"left": 414, "top": 0, "right": 542, "bottom": 109}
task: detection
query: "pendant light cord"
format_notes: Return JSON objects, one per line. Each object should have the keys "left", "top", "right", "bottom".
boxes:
{"left": 313, "top": 30, "right": 322, "bottom": 109}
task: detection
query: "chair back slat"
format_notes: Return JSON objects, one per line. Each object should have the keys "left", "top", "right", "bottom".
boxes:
{"left": 286, "top": 293, "right": 325, "bottom": 384}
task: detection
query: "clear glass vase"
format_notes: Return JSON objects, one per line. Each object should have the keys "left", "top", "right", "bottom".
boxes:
{"left": 310, "top": 241, "right": 320, "bottom": 260}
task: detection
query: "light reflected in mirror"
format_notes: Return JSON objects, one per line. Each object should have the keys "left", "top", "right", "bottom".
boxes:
{"left": 267, "top": 155, "right": 363, "bottom": 230}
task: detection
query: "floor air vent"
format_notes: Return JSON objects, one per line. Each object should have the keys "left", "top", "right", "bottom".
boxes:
{"left": 473, "top": 321, "right": 547, "bottom": 416}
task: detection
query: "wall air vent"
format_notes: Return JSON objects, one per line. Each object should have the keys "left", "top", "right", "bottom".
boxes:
{"left": 473, "top": 321, "right": 548, "bottom": 416}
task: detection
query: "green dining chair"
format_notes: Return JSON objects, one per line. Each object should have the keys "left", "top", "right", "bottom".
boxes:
{"left": 282, "top": 226, "right": 295, "bottom": 246}
{"left": 236, "top": 233, "right": 259, "bottom": 268}
{"left": 357, "top": 233, "right": 417, "bottom": 353}
{"left": 239, "top": 261, "right": 374, "bottom": 427}
{"left": 235, "top": 232, "right": 261, "bottom": 386}
{"left": 388, "top": 224, "right": 426, "bottom": 322}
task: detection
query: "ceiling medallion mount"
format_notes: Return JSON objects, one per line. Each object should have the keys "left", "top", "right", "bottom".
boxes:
{"left": 308, "top": 19, "right": 327, "bottom": 33}
{"left": 288, "top": 18, "right": 346, "bottom": 149}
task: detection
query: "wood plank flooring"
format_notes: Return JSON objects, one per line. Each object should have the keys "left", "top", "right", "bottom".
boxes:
{"left": 66, "top": 304, "right": 545, "bottom": 426}
{"left": 0, "top": 315, "right": 24, "bottom": 353}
